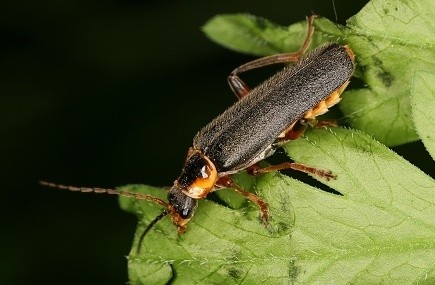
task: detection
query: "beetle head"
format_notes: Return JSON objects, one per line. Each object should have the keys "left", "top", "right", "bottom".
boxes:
{"left": 164, "top": 149, "right": 218, "bottom": 232}
{"left": 167, "top": 184, "right": 198, "bottom": 232}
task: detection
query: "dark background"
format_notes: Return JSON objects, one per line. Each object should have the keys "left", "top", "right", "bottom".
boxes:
{"left": 3, "top": 1, "right": 431, "bottom": 284}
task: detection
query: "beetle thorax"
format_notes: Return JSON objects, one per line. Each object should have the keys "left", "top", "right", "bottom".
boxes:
{"left": 176, "top": 149, "right": 218, "bottom": 199}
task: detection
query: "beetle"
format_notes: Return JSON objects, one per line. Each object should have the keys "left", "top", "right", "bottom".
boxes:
{"left": 41, "top": 15, "right": 355, "bottom": 251}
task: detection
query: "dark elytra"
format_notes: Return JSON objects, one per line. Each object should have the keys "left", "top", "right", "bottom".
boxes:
{"left": 194, "top": 43, "right": 354, "bottom": 172}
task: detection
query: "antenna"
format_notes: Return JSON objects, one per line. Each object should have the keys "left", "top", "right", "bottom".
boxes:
{"left": 40, "top": 180, "right": 172, "bottom": 253}
{"left": 136, "top": 210, "right": 169, "bottom": 254}
{"left": 39, "top": 181, "right": 168, "bottom": 207}
{"left": 331, "top": 0, "right": 338, "bottom": 22}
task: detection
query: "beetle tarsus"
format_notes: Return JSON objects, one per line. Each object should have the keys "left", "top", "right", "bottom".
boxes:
{"left": 314, "top": 169, "right": 337, "bottom": 181}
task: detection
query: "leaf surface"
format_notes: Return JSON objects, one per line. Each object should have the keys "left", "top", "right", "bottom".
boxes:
{"left": 120, "top": 128, "right": 435, "bottom": 284}
{"left": 411, "top": 71, "right": 435, "bottom": 160}
{"left": 120, "top": 0, "right": 435, "bottom": 283}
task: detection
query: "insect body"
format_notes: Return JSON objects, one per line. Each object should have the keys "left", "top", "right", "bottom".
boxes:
{"left": 41, "top": 16, "right": 355, "bottom": 250}
{"left": 169, "top": 42, "right": 355, "bottom": 231}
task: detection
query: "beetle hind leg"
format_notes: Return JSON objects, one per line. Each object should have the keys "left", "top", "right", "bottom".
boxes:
{"left": 227, "top": 15, "right": 316, "bottom": 99}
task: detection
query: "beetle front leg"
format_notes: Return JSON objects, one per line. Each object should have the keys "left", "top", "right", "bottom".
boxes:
{"left": 216, "top": 176, "right": 269, "bottom": 224}
{"left": 227, "top": 15, "right": 316, "bottom": 99}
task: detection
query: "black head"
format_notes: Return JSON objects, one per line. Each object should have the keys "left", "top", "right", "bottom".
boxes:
{"left": 168, "top": 185, "right": 198, "bottom": 220}
{"left": 136, "top": 185, "right": 198, "bottom": 254}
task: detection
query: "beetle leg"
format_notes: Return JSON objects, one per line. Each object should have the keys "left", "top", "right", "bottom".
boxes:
{"left": 277, "top": 120, "right": 308, "bottom": 142}
{"left": 216, "top": 176, "right": 269, "bottom": 224}
{"left": 250, "top": 162, "right": 336, "bottom": 180}
{"left": 227, "top": 15, "right": 316, "bottom": 99}
{"left": 306, "top": 118, "right": 338, "bottom": 128}
{"left": 227, "top": 75, "right": 251, "bottom": 99}
{"left": 277, "top": 119, "right": 337, "bottom": 143}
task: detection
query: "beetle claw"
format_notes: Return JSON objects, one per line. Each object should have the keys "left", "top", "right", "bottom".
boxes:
{"left": 317, "top": 169, "right": 337, "bottom": 180}
{"left": 260, "top": 208, "right": 270, "bottom": 225}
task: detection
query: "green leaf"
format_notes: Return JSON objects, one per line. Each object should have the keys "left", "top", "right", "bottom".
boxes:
{"left": 119, "top": 1, "right": 435, "bottom": 283}
{"left": 119, "top": 128, "right": 435, "bottom": 284}
{"left": 340, "top": 0, "right": 435, "bottom": 146}
{"left": 202, "top": 15, "right": 343, "bottom": 57}
{"left": 411, "top": 71, "right": 435, "bottom": 160}
{"left": 202, "top": 0, "right": 435, "bottom": 146}
{"left": 202, "top": 14, "right": 293, "bottom": 56}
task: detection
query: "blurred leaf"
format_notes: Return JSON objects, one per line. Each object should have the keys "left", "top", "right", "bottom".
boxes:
{"left": 202, "top": 14, "right": 293, "bottom": 56}
{"left": 202, "top": 0, "right": 435, "bottom": 146}
{"left": 202, "top": 15, "right": 342, "bottom": 57}
{"left": 411, "top": 71, "right": 435, "bottom": 160}
{"left": 120, "top": 128, "right": 435, "bottom": 284}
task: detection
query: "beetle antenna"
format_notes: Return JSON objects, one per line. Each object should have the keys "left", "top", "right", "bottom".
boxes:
{"left": 136, "top": 210, "right": 169, "bottom": 254}
{"left": 331, "top": 0, "right": 338, "bottom": 22}
{"left": 40, "top": 181, "right": 172, "bottom": 253}
{"left": 336, "top": 101, "right": 378, "bottom": 123}
{"left": 39, "top": 181, "right": 169, "bottom": 207}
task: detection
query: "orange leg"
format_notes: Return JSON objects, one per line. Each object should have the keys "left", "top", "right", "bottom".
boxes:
{"left": 228, "top": 15, "right": 316, "bottom": 99}
{"left": 248, "top": 162, "right": 336, "bottom": 180}
{"left": 216, "top": 176, "right": 269, "bottom": 224}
